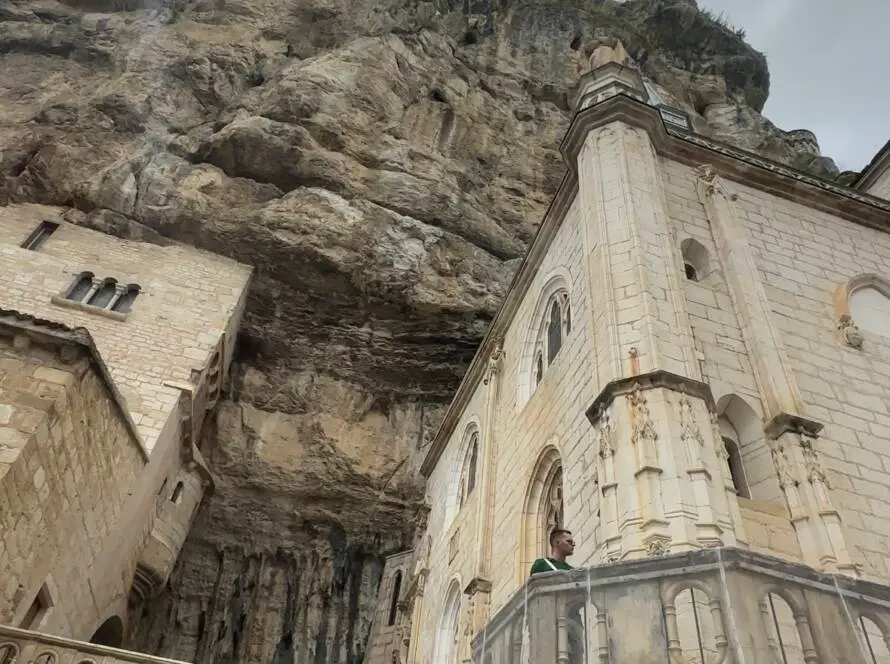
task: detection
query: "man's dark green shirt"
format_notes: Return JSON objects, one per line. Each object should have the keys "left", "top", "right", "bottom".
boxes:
{"left": 529, "top": 557, "right": 573, "bottom": 576}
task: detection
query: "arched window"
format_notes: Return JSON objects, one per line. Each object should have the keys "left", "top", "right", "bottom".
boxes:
{"left": 520, "top": 447, "right": 564, "bottom": 575}
{"left": 850, "top": 285, "right": 890, "bottom": 336}
{"left": 66, "top": 272, "right": 94, "bottom": 302}
{"left": 858, "top": 615, "right": 890, "bottom": 663}
{"left": 761, "top": 593, "right": 806, "bottom": 664}
{"left": 35, "top": 654, "right": 57, "bottom": 664}
{"left": 112, "top": 284, "right": 140, "bottom": 313}
{"left": 680, "top": 238, "right": 710, "bottom": 282}
{"left": 543, "top": 467, "right": 565, "bottom": 549}
{"left": 88, "top": 279, "right": 117, "bottom": 308}
{"left": 547, "top": 300, "right": 562, "bottom": 363}
{"left": 387, "top": 571, "right": 402, "bottom": 626}
{"left": 722, "top": 437, "right": 749, "bottom": 498}
{"left": 435, "top": 581, "right": 461, "bottom": 664}
{"left": 459, "top": 432, "right": 479, "bottom": 508}
{"left": 0, "top": 644, "right": 17, "bottom": 664}
{"left": 528, "top": 288, "right": 572, "bottom": 392}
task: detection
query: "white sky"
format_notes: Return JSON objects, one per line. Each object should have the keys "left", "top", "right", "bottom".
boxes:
{"left": 698, "top": 0, "right": 889, "bottom": 171}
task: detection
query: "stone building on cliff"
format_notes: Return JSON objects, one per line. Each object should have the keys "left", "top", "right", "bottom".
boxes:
{"left": 0, "top": 208, "right": 251, "bottom": 663}
{"left": 364, "top": 43, "right": 890, "bottom": 664}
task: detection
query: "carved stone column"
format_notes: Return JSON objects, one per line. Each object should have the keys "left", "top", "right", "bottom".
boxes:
{"left": 586, "top": 372, "right": 741, "bottom": 561}
{"left": 696, "top": 166, "right": 856, "bottom": 575}
{"left": 766, "top": 418, "right": 857, "bottom": 575}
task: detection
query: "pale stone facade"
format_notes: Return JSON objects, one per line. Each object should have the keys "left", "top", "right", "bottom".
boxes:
{"left": 368, "top": 52, "right": 890, "bottom": 664}
{"left": 0, "top": 206, "right": 251, "bottom": 663}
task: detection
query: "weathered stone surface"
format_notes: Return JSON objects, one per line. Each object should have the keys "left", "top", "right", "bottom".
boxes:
{"left": 0, "top": 0, "right": 849, "bottom": 661}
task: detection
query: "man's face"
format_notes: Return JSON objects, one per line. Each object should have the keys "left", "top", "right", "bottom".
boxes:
{"left": 554, "top": 531, "right": 575, "bottom": 556}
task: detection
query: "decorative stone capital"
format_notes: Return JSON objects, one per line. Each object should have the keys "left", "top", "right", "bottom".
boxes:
{"left": 763, "top": 413, "right": 824, "bottom": 440}
{"left": 482, "top": 338, "right": 504, "bottom": 385}
{"left": 837, "top": 315, "right": 864, "bottom": 349}
{"left": 586, "top": 369, "right": 716, "bottom": 425}
{"left": 463, "top": 576, "right": 492, "bottom": 596}
{"left": 694, "top": 164, "right": 738, "bottom": 201}
{"left": 645, "top": 535, "right": 671, "bottom": 557}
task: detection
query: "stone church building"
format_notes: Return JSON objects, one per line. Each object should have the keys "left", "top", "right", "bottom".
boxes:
{"left": 0, "top": 206, "right": 252, "bottom": 662}
{"left": 364, "top": 43, "right": 890, "bottom": 664}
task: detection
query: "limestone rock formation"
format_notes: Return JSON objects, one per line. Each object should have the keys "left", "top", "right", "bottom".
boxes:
{"left": 0, "top": 0, "right": 846, "bottom": 661}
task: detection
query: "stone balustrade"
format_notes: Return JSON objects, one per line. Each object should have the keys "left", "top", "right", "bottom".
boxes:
{"left": 0, "top": 626, "right": 189, "bottom": 664}
{"left": 472, "top": 548, "right": 890, "bottom": 664}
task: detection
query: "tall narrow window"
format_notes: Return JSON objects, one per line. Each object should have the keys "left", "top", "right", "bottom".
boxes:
{"left": 722, "top": 437, "right": 750, "bottom": 499}
{"left": 387, "top": 571, "right": 402, "bottom": 626}
{"left": 171, "top": 481, "right": 184, "bottom": 504}
{"left": 543, "top": 467, "right": 564, "bottom": 550}
{"left": 67, "top": 273, "right": 94, "bottom": 303}
{"left": 111, "top": 284, "right": 140, "bottom": 313}
{"left": 21, "top": 221, "right": 58, "bottom": 250}
{"left": 88, "top": 279, "right": 117, "bottom": 308}
{"left": 459, "top": 432, "right": 479, "bottom": 508}
{"left": 547, "top": 300, "right": 562, "bottom": 363}
{"left": 564, "top": 299, "right": 572, "bottom": 334}
{"left": 534, "top": 352, "right": 543, "bottom": 386}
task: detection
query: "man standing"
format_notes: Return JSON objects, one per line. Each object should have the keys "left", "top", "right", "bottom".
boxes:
{"left": 529, "top": 528, "right": 575, "bottom": 575}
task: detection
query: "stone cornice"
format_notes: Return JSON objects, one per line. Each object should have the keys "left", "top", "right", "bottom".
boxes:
{"left": 764, "top": 412, "right": 824, "bottom": 440}
{"left": 0, "top": 308, "right": 149, "bottom": 462}
{"left": 586, "top": 370, "right": 716, "bottom": 425}
{"left": 420, "top": 94, "right": 890, "bottom": 478}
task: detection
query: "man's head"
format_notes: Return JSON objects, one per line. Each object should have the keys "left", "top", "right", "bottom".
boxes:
{"left": 549, "top": 529, "right": 575, "bottom": 559}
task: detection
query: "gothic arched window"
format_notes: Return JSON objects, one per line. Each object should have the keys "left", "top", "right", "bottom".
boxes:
{"left": 66, "top": 272, "right": 94, "bottom": 302}
{"left": 543, "top": 466, "right": 565, "bottom": 548}
{"left": 387, "top": 571, "right": 402, "bottom": 626}
{"left": 547, "top": 300, "right": 562, "bottom": 363}
{"left": 528, "top": 288, "right": 572, "bottom": 395}
{"left": 459, "top": 432, "right": 479, "bottom": 507}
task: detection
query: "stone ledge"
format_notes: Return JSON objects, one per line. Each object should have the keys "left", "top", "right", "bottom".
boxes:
{"left": 585, "top": 369, "right": 716, "bottom": 425}
{"left": 50, "top": 294, "right": 129, "bottom": 322}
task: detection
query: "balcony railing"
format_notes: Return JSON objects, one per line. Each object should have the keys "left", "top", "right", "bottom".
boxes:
{"left": 0, "top": 625, "right": 189, "bottom": 664}
{"left": 472, "top": 547, "right": 890, "bottom": 664}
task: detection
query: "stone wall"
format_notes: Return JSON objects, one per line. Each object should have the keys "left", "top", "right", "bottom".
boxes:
{"left": 0, "top": 334, "right": 145, "bottom": 639}
{"left": 0, "top": 205, "right": 252, "bottom": 453}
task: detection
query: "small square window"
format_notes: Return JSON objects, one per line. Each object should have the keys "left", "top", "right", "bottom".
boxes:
{"left": 21, "top": 221, "right": 59, "bottom": 251}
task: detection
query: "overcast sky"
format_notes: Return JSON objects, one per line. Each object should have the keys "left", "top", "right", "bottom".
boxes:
{"left": 698, "top": 0, "right": 889, "bottom": 172}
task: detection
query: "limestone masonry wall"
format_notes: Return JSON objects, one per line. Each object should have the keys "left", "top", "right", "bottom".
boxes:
{"left": 0, "top": 340, "right": 144, "bottom": 638}
{"left": 864, "top": 167, "right": 890, "bottom": 202}
{"left": 0, "top": 206, "right": 252, "bottom": 453}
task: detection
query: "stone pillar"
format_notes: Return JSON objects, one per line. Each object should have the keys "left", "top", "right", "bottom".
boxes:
{"left": 404, "top": 570, "right": 427, "bottom": 664}
{"left": 467, "top": 341, "right": 504, "bottom": 631}
{"left": 587, "top": 373, "right": 741, "bottom": 561}
{"left": 695, "top": 166, "right": 856, "bottom": 575}
{"left": 576, "top": 121, "right": 700, "bottom": 389}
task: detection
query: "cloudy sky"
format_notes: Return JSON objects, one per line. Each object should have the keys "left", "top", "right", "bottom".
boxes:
{"left": 698, "top": 0, "right": 889, "bottom": 172}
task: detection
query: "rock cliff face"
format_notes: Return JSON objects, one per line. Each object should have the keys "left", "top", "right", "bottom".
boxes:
{"left": 0, "top": 0, "right": 846, "bottom": 661}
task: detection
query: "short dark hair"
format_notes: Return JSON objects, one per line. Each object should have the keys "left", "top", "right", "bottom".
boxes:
{"left": 549, "top": 528, "right": 572, "bottom": 545}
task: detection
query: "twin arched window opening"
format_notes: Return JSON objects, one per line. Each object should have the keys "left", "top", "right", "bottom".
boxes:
{"left": 534, "top": 291, "right": 571, "bottom": 387}
{"left": 65, "top": 272, "right": 141, "bottom": 313}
